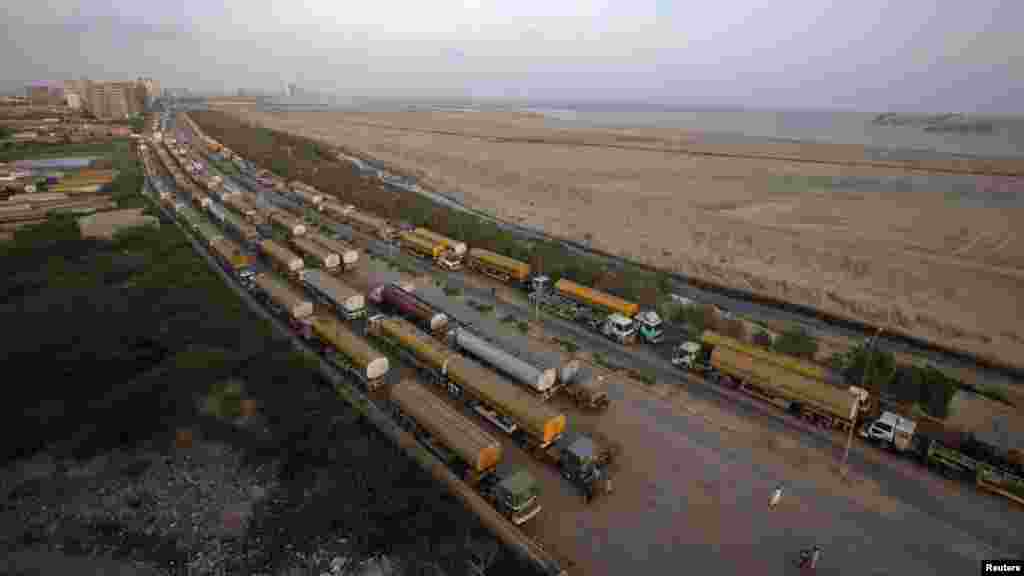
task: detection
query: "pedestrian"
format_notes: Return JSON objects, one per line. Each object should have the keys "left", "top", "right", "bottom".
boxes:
{"left": 769, "top": 484, "right": 783, "bottom": 509}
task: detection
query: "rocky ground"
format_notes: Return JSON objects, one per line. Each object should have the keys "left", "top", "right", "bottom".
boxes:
{"left": 1, "top": 405, "right": 521, "bottom": 576}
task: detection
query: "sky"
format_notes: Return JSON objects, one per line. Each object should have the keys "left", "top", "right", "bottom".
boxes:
{"left": 2, "top": 0, "right": 1021, "bottom": 113}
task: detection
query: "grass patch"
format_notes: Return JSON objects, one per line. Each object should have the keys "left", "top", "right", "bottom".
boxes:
{"left": 499, "top": 314, "right": 517, "bottom": 325}
{"left": 442, "top": 283, "right": 461, "bottom": 297}
{"left": 515, "top": 320, "right": 530, "bottom": 334}
{"left": 467, "top": 300, "right": 494, "bottom": 314}
{"left": 552, "top": 337, "right": 578, "bottom": 354}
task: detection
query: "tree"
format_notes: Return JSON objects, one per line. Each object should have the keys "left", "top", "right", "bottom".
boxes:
{"left": 842, "top": 343, "right": 896, "bottom": 393}
{"left": 773, "top": 326, "right": 819, "bottom": 360}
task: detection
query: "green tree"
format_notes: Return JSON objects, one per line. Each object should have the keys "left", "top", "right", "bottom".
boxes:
{"left": 842, "top": 343, "right": 896, "bottom": 392}
{"left": 773, "top": 326, "right": 819, "bottom": 360}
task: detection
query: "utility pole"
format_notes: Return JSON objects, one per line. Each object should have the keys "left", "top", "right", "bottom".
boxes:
{"left": 841, "top": 327, "right": 883, "bottom": 478}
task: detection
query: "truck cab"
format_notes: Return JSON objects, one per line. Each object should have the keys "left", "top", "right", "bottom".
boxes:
{"left": 437, "top": 250, "right": 463, "bottom": 271}
{"left": 558, "top": 435, "right": 603, "bottom": 490}
{"left": 601, "top": 313, "right": 637, "bottom": 344}
{"left": 636, "top": 310, "right": 665, "bottom": 344}
{"left": 529, "top": 275, "right": 551, "bottom": 296}
{"left": 864, "top": 411, "right": 916, "bottom": 451}
{"left": 672, "top": 341, "right": 707, "bottom": 371}
{"left": 480, "top": 468, "right": 542, "bottom": 525}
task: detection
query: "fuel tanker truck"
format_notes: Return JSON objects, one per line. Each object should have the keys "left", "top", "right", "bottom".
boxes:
{"left": 529, "top": 277, "right": 664, "bottom": 345}
{"left": 673, "top": 330, "right": 872, "bottom": 432}
{"left": 388, "top": 380, "right": 542, "bottom": 525}
{"left": 288, "top": 181, "right": 324, "bottom": 207}
{"left": 299, "top": 314, "right": 390, "bottom": 389}
{"left": 300, "top": 269, "right": 366, "bottom": 319}
{"left": 322, "top": 203, "right": 396, "bottom": 240}
{"left": 259, "top": 239, "right": 304, "bottom": 278}
{"left": 367, "top": 315, "right": 566, "bottom": 450}
{"left": 411, "top": 228, "right": 465, "bottom": 271}
{"left": 251, "top": 273, "right": 313, "bottom": 328}
{"left": 466, "top": 248, "right": 531, "bottom": 285}
{"left": 306, "top": 232, "right": 359, "bottom": 270}
{"left": 268, "top": 209, "right": 307, "bottom": 236}
{"left": 449, "top": 327, "right": 560, "bottom": 400}
{"left": 369, "top": 283, "right": 449, "bottom": 334}
{"left": 289, "top": 236, "right": 341, "bottom": 272}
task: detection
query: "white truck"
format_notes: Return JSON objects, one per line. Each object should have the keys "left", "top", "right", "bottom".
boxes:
{"left": 860, "top": 411, "right": 916, "bottom": 452}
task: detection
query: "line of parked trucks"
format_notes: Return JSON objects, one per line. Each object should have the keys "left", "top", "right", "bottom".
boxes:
{"left": 179, "top": 113, "right": 1024, "bottom": 510}
{"left": 669, "top": 328, "right": 1024, "bottom": 504}
{"left": 147, "top": 123, "right": 615, "bottom": 530}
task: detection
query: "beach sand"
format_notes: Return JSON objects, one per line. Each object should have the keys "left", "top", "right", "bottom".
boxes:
{"left": 213, "top": 105, "right": 1024, "bottom": 375}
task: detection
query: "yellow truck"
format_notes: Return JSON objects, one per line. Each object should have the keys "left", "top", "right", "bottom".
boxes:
{"left": 467, "top": 248, "right": 530, "bottom": 284}
{"left": 673, "top": 330, "right": 872, "bottom": 432}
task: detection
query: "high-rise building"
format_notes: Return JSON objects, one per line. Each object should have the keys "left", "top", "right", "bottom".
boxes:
{"left": 26, "top": 83, "right": 64, "bottom": 105}
{"left": 82, "top": 80, "right": 145, "bottom": 119}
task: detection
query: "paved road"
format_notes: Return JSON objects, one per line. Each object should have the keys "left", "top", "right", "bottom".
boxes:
{"left": 439, "top": 277, "right": 1024, "bottom": 555}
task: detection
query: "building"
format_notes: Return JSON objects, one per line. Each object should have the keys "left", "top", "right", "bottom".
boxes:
{"left": 84, "top": 81, "right": 145, "bottom": 120}
{"left": 65, "top": 92, "right": 82, "bottom": 109}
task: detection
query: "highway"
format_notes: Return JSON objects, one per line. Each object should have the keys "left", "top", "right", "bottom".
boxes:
{"left": 171, "top": 112, "right": 1024, "bottom": 574}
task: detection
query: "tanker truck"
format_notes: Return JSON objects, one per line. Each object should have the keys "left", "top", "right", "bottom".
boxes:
{"left": 449, "top": 327, "right": 560, "bottom": 400}
{"left": 388, "top": 380, "right": 542, "bottom": 525}
{"left": 259, "top": 239, "right": 304, "bottom": 278}
{"left": 411, "top": 228, "right": 465, "bottom": 271}
{"left": 674, "top": 330, "right": 873, "bottom": 432}
{"left": 251, "top": 273, "right": 313, "bottom": 329}
{"left": 528, "top": 277, "right": 666, "bottom": 345}
{"left": 466, "top": 248, "right": 531, "bottom": 285}
{"left": 366, "top": 315, "right": 566, "bottom": 451}
{"left": 306, "top": 231, "right": 359, "bottom": 270}
{"left": 368, "top": 283, "right": 449, "bottom": 334}
{"left": 289, "top": 236, "right": 341, "bottom": 272}
{"left": 299, "top": 314, "right": 389, "bottom": 390}
{"left": 300, "top": 269, "right": 366, "bottom": 319}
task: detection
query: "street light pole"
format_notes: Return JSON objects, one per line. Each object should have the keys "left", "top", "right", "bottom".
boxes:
{"left": 841, "top": 327, "right": 883, "bottom": 477}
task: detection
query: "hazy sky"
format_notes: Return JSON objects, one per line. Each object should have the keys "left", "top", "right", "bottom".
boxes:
{"left": 2, "top": 0, "right": 1020, "bottom": 113}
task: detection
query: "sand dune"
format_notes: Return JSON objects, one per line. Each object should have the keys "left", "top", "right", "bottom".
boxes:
{"left": 217, "top": 106, "right": 1024, "bottom": 374}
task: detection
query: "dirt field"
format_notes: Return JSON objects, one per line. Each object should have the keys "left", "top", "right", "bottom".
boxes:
{"left": 214, "top": 106, "right": 1024, "bottom": 374}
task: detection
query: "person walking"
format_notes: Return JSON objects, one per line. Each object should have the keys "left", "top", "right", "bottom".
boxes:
{"left": 769, "top": 484, "right": 784, "bottom": 509}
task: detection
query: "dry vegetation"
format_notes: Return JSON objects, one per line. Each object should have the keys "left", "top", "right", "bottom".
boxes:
{"left": 215, "top": 105, "right": 1024, "bottom": 372}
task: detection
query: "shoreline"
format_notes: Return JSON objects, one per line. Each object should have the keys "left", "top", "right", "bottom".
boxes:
{"left": 200, "top": 105, "right": 1024, "bottom": 381}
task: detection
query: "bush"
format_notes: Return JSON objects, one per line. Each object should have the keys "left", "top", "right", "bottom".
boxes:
{"left": 772, "top": 326, "right": 819, "bottom": 360}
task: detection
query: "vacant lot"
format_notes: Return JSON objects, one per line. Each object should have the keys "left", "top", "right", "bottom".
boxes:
{"left": 216, "top": 106, "right": 1024, "bottom": 372}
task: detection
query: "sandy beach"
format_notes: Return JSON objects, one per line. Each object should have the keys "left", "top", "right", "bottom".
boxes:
{"left": 213, "top": 104, "right": 1024, "bottom": 374}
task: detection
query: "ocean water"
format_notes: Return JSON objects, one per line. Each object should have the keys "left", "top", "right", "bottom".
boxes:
{"left": 517, "top": 107, "right": 1024, "bottom": 159}
{"left": 264, "top": 97, "right": 1023, "bottom": 158}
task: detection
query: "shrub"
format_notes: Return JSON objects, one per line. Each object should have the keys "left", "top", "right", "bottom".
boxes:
{"left": 773, "top": 326, "right": 819, "bottom": 360}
